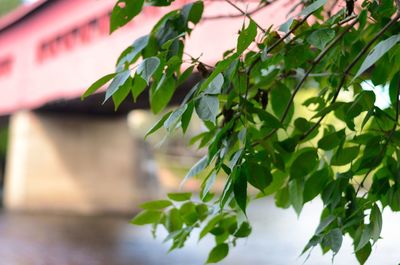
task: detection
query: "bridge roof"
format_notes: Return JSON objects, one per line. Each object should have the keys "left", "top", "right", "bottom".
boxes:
{"left": 0, "top": 0, "right": 288, "bottom": 116}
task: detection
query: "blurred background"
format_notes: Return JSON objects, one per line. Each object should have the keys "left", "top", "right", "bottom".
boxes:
{"left": 0, "top": 0, "right": 399, "bottom": 264}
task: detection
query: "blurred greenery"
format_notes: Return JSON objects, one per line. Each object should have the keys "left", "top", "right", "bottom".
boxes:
{"left": 0, "top": 126, "right": 8, "bottom": 158}
{"left": 0, "top": 0, "right": 22, "bottom": 17}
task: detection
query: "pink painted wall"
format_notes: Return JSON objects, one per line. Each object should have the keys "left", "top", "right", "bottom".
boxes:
{"left": 0, "top": 0, "right": 290, "bottom": 115}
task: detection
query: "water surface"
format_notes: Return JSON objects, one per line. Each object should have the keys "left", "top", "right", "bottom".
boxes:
{"left": 0, "top": 199, "right": 398, "bottom": 265}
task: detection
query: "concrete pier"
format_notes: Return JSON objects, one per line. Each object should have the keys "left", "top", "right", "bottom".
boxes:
{"left": 4, "top": 111, "right": 160, "bottom": 214}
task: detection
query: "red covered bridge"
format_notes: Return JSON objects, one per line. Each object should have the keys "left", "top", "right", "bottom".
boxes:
{"left": 0, "top": 0, "right": 287, "bottom": 213}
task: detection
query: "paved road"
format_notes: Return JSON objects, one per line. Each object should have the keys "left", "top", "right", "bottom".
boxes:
{"left": 0, "top": 199, "right": 399, "bottom": 265}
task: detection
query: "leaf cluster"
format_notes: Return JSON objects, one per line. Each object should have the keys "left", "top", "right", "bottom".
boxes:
{"left": 84, "top": 0, "right": 400, "bottom": 263}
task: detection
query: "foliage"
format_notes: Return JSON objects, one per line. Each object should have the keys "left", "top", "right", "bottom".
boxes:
{"left": 0, "top": 0, "right": 22, "bottom": 17}
{"left": 84, "top": 0, "right": 400, "bottom": 263}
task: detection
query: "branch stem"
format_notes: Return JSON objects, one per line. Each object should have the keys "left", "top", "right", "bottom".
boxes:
{"left": 224, "top": 0, "right": 266, "bottom": 33}
{"left": 258, "top": 17, "right": 359, "bottom": 142}
{"left": 204, "top": 2, "right": 270, "bottom": 21}
{"left": 301, "top": 12, "right": 400, "bottom": 140}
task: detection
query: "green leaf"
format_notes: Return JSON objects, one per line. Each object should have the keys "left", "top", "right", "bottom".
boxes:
{"left": 279, "top": 17, "right": 294, "bottom": 33}
{"left": 304, "top": 167, "right": 330, "bottom": 202}
{"left": 350, "top": 90, "right": 376, "bottom": 112}
{"left": 104, "top": 70, "right": 131, "bottom": 103}
{"left": 82, "top": 73, "right": 116, "bottom": 100}
{"left": 315, "top": 215, "right": 335, "bottom": 234}
{"left": 263, "top": 171, "right": 286, "bottom": 195}
{"left": 181, "top": 1, "right": 204, "bottom": 24}
{"left": 290, "top": 149, "right": 318, "bottom": 179}
{"left": 355, "top": 242, "right": 372, "bottom": 265}
{"left": 233, "top": 222, "right": 252, "bottom": 238}
{"left": 137, "top": 57, "right": 160, "bottom": 84}
{"left": 205, "top": 73, "right": 224, "bottom": 95}
{"left": 355, "top": 226, "right": 371, "bottom": 251}
{"left": 140, "top": 200, "right": 172, "bottom": 210}
{"left": 182, "top": 155, "right": 208, "bottom": 185}
{"left": 166, "top": 208, "right": 183, "bottom": 232}
{"left": 353, "top": 34, "right": 400, "bottom": 82}
{"left": 144, "top": 111, "right": 172, "bottom": 139}
{"left": 110, "top": 0, "right": 145, "bottom": 33}
{"left": 151, "top": 75, "right": 176, "bottom": 114}
{"left": 312, "top": 102, "right": 345, "bottom": 119}
{"left": 237, "top": 20, "right": 257, "bottom": 53}
{"left": 131, "top": 75, "right": 148, "bottom": 101}
{"left": 207, "top": 243, "right": 229, "bottom": 263}
{"left": 255, "top": 109, "right": 283, "bottom": 129}
{"left": 200, "top": 214, "right": 223, "bottom": 240}
{"left": 130, "top": 210, "right": 162, "bottom": 225}
{"left": 146, "top": 0, "right": 175, "bottom": 7}
{"left": 220, "top": 178, "right": 233, "bottom": 209}
{"left": 289, "top": 178, "right": 304, "bottom": 215}
{"left": 244, "top": 162, "right": 272, "bottom": 192}
{"left": 294, "top": 117, "right": 311, "bottom": 132}
{"left": 179, "top": 202, "right": 198, "bottom": 225}
{"left": 389, "top": 73, "right": 400, "bottom": 106}
{"left": 331, "top": 146, "right": 359, "bottom": 166}
{"left": 270, "top": 82, "right": 293, "bottom": 123}
{"left": 178, "top": 66, "right": 195, "bottom": 86}
{"left": 317, "top": 129, "right": 345, "bottom": 150}
{"left": 307, "top": 28, "right": 335, "bottom": 49}
{"left": 233, "top": 166, "right": 248, "bottom": 214}
{"left": 199, "top": 53, "right": 239, "bottom": 92}
{"left": 167, "top": 192, "right": 192, "bottom": 201}
{"left": 388, "top": 188, "right": 400, "bottom": 211}
{"left": 201, "top": 171, "right": 216, "bottom": 200}
{"left": 302, "top": 235, "right": 322, "bottom": 255}
{"left": 181, "top": 102, "right": 194, "bottom": 133}
{"left": 322, "top": 228, "right": 342, "bottom": 254}
{"left": 112, "top": 76, "right": 131, "bottom": 110}
{"left": 195, "top": 95, "right": 219, "bottom": 123}
{"left": 284, "top": 44, "right": 312, "bottom": 69}
{"left": 370, "top": 204, "right": 382, "bottom": 242}
{"left": 164, "top": 104, "right": 188, "bottom": 132}
{"left": 117, "top": 35, "right": 150, "bottom": 68}
{"left": 299, "top": 0, "right": 327, "bottom": 17}
{"left": 275, "top": 186, "right": 290, "bottom": 209}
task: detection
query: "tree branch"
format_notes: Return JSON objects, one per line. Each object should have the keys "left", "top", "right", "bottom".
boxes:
{"left": 224, "top": 0, "right": 266, "bottom": 33}
{"left": 203, "top": 2, "right": 271, "bottom": 21}
{"left": 281, "top": 18, "right": 359, "bottom": 125}
{"left": 300, "top": 12, "right": 400, "bottom": 140}
{"left": 257, "top": 17, "right": 359, "bottom": 143}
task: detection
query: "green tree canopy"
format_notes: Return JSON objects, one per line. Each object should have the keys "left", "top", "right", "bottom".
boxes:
{"left": 84, "top": 0, "right": 400, "bottom": 263}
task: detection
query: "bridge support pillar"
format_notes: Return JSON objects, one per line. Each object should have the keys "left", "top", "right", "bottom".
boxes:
{"left": 4, "top": 111, "right": 160, "bottom": 214}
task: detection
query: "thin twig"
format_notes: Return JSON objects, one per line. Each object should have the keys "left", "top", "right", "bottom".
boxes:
{"left": 183, "top": 52, "right": 215, "bottom": 69}
{"left": 204, "top": 2, "right": 270, "bottom": 20}
{"left": 301, "top": 12, "right": 400, "bottom": 140}
{"left": 336, "top": 14, "right": 357, "bottom": 26}
{"left": 224, "top": 0, "right": 266, "bottom": 33}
